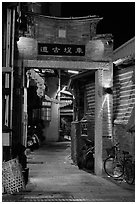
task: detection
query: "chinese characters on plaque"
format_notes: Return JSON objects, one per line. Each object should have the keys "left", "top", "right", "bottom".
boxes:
{"left": 38, "top": 43, "right": 85, "bottom": 56}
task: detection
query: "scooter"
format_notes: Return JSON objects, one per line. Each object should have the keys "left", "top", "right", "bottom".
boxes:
{"left": 27, "top": 125, "right": 40, "bottom": 151}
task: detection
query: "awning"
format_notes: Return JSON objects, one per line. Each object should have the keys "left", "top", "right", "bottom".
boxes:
{"left": 113, "top": 55, "right": 135, "bottom": 67}
{"left": 44, "top": 94, "right": 72, "bottom": 107}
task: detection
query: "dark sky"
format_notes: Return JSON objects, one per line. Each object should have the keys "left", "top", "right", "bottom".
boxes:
{"left": 3, "top": 2, "right": 135, "bottom": 49}
{"left": 61, "top": 2, "right": 135, "bottom": 49}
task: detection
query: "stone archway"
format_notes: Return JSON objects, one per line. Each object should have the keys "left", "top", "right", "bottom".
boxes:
{"left": 17, "top": 15, "right": 113, "bottom": 175}
{"left": 22, "top": 59, "right": 113, "bottom": 176}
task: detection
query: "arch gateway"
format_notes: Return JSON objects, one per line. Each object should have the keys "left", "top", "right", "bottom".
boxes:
{"left": 17, "top": 14, "right": 113, "bottom": 175}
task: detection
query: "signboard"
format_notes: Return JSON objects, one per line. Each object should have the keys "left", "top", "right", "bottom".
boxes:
{"left": 42, "top": 101, "right": 51, "bottom": 107}
{"left": 38, "top": 43, "right": 85, "bottom": 56}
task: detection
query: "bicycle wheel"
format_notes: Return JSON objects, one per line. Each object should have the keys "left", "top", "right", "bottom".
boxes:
{"left": 104, "top": 156, "right": 124, "bottom": 178}
{"left": 124, "top": 160, "right": 135, "bottom": 185}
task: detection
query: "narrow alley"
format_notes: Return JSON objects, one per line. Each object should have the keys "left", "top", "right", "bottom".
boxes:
{"left": 2, "top": 141, "right": 135, "bottom": 202}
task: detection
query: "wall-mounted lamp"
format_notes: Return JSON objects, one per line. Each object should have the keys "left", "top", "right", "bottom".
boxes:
{"left": 106, "top": 40, "right": 113, "bottom": 46}
{"left": 103, "top": 87, "right": 113, "bottom": 95}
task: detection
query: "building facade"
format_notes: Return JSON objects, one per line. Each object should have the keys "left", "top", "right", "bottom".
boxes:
{"left": 113, "top": 37, "right": 135, "bottom": 158}
{"left": 69, "top": 37, "right": 135, "bottom": 169}
{"left": 2, "top": 2, "right": 113, "bottom": 175}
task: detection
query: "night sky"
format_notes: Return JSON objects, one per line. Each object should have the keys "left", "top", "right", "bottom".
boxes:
{"left": 61, "top": 2, "right": 135, "bottom": 49}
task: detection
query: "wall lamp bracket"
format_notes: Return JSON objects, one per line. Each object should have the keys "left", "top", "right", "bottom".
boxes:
{"left": 103, "top": 87, "right": 113, "bottom": 95}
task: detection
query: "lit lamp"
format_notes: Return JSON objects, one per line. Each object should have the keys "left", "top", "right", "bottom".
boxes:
{"left": 17, "top": 37, "right": 37, "bottom": 58}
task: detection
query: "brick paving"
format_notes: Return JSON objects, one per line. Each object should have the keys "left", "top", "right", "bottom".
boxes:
{"left": 2, "top": 142, "right": 135, "bottom": 202}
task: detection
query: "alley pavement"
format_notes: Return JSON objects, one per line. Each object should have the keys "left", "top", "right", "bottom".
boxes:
{"left": 2, "top": 141, "right": 135, "bottom": 202}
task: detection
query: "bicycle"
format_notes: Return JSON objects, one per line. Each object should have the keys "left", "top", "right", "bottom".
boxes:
{"left": 104, "top": 143, "right": 135, "bottom": 184}
{"left": 77, "top": 138, "right": 94, "bottom": 171}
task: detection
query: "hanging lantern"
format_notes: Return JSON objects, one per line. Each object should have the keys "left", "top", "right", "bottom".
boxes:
{"left": 41, "top": 100, "right": 52, "bottom": 121}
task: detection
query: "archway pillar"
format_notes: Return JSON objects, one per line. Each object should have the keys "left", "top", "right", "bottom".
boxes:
{"left": 95, "top": 62, "right": 113, "bottom": 175}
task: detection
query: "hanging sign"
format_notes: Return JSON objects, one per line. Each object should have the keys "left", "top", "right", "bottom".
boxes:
{"left": 38, "top": 43, "right": 85, "bottom": 56}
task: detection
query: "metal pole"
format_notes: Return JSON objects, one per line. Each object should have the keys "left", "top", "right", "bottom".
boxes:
{"left": 58, "top": 69, "right": 61, "bottom": 139}
{"left": 6, "top": 8, "right": 11, "bottom": 149}
{"left": 6, "top": 9, "right": 11, "bottom": 68}
{"left": 10, "top": 8, "right": 15, "bottom": 144}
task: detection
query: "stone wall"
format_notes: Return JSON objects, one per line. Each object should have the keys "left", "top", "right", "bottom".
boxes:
{"left": 18, "top": 14, "right": 113, "bottom": 63}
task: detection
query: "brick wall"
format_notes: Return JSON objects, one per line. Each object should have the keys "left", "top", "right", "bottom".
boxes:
{"left": 112, "top": 65, "right": 135, "bottom": 157}
{"left": 18, "top": 14, "right": 113, "bottom": 63}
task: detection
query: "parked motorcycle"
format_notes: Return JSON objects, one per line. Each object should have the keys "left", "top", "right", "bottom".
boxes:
{"left": 27, "top": 125, "right": 40, "bottom": 151}
{"left": 77, "top": 137, "right": 94, "bottom": 172}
